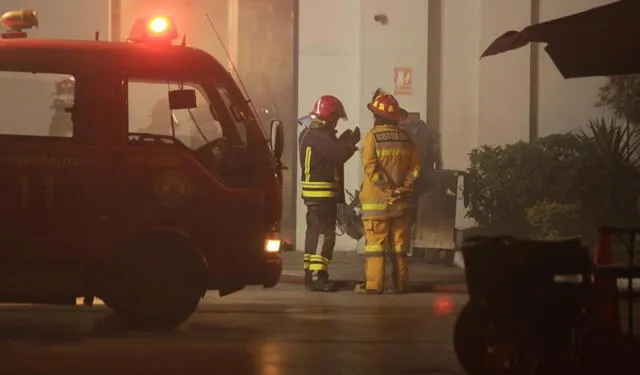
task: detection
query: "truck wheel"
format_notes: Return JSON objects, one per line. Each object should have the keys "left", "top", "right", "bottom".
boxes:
{"left": 455, "top": 301, "right": 588, "bottom": 375}
{"left": 102, "top": 232, "right": 207, "bottom": 330}
{"left": 454, "top": 301, "right": 516, "bottom": 375}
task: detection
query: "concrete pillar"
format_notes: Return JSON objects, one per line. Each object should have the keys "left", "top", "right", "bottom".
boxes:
{"left": 296, "top": 0, "right": 362, "bottom": 252}
{"left": 478, "top": 0, "right": 532, "bottom": 147}
{"left": 226, "top": 0, "right": 239, "bottom": 72}
{"left": 109, "top": 0, "right": 121, "bottom": 41}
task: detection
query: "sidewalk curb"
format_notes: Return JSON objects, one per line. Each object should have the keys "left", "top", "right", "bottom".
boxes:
{"left": 278, "top": 273, "right": 469, "bottom": 294}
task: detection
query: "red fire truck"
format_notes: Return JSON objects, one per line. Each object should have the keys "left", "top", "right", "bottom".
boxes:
{"left": 0, "top": 9, "right": 284, "bottom": 329}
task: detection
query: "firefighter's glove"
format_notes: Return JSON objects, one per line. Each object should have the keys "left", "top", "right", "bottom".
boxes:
{"left": 391, "top": 187, "right": 408, "bottom": 196}
{"left": 386, "top": 187, "right": 413, "bottom": 205}
{"left": 339, "top": 127, "right": 361, "bottom": 148}
{"left": 351, "top": 127, "right": 361, "bottom": 143}
{"left": 386, "top": 194, "right": 402, "bottom": 205}
{"left": 338, "top": 129, "right": 353, "bottom": 142}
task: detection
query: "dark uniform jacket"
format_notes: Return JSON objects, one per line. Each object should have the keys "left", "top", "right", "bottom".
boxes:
{"left": 298, "top": 126, "right": 356, "bottom": 205}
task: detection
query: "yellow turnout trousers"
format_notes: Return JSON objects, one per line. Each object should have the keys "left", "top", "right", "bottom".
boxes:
{"left": 362, "top": 215, "right": 409, "bottom": 292}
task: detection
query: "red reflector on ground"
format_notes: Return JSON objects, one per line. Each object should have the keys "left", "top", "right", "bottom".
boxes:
{"left": 434, "top": 295, "right": 455, "bottom": 315}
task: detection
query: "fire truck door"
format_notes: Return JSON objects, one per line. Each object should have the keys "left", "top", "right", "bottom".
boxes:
{"left": 0, "top": 144, "right": 116, "bottom": 264}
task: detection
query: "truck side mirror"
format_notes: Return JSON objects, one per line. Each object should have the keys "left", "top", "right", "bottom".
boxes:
{"left": 168, "top": 89, "right": 197, "bottom": 110}
{"left": 270, "top": 119, "right": 284, "bottom": 160}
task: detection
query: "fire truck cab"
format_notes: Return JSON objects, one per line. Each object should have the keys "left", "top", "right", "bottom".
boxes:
{"left": 0, "top": 10, "right": 284, "bottom": 329}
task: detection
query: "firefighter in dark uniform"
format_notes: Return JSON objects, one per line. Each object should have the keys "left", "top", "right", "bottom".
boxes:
{"left": 48, "top": 77, "right": 75, "bottom": 137}
{"left": 141, "top": 98, "right": 179, "bottom": 135}
{"left": 298, "top": 95, "right": 361, "bottom": 292}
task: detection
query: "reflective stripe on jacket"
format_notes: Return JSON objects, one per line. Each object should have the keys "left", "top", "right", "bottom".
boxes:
{"left": 360, "top": 124, "right": 420, "bottom": 219}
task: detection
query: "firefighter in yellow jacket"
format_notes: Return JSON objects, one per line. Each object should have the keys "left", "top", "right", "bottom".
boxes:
{"left": 356, "top": 89, "right": 420, "bottom": 294}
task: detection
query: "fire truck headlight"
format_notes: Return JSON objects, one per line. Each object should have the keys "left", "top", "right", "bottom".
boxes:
{"left": 265, "top": 238, "right": 281, "bottom": 253}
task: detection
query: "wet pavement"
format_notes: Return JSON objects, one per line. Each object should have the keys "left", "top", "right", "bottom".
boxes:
{"left": 0, "top": 252, "right": 468, "bottom": 375}
{"left": 279, "top": 251, "right": 467, "bottom": 293}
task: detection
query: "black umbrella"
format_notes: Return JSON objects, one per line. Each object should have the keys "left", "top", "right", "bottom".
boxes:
{"left": 481, "top": 0, "right": 640, "bottom": 78}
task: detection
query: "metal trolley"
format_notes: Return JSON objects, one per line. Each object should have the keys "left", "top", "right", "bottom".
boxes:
{"left": 454, "top": 236, "right": 624, "bottom": 375}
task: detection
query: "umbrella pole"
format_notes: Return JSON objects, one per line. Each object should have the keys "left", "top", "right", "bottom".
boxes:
{"left": 528, "top": 0, "right": 540, "bottom": 143}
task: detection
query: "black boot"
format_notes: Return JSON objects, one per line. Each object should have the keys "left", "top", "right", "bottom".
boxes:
{"left": 309, "top": 270, "right": 338, "bottom": 292}
{"left": 304, "top": 270, "right": 313, "bottom": 290}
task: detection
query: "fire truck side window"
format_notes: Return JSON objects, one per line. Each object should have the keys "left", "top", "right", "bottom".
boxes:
{"left": 0, "top": 71, "right": 75, "bottom": 138}
{"left": 127, "top": 81, "right": 223, "bottom": 149}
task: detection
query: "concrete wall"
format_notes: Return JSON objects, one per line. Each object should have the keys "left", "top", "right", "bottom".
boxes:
{"left": 435, "top": 0, "right": 481, "bottom": 172}
{"left": 435, "top": 0, "right": 616, "bottom": 167}
{"left": 235, "top": 0, "right": 297, "bottom": 244}
{"left": 477, "top": 0, "right": 532, "bottom": 147}
{"left": 297, "top": 0, "right": 618, "bottom": 248}
{"left": 0, "top": 0, "right": 108, "bottom": 39}
{"left": 359, "top": 0, "right": 428, "bottom": 130}
{"left": 296, "top": 0, "right": 362, "bottom": 252}
{"left": 536, "top": 0, "right": 615, "bottom": 136}
{"left": 296, "top": 0, "right": 429, "bottom": 251}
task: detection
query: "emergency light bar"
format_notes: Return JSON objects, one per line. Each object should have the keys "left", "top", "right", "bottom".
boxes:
{"left": 0, "top": 9, "right": 38, "bottom": 39}
{"left": 128, "top": 15, "right": 178, "bottom": 44}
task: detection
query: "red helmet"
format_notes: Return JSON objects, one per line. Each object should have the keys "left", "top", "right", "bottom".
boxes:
{"left": 310, "top": 95, "right": 348, "bottom": 121}
{"left": 367, "top": 89, "right": 407, "bottom": 122}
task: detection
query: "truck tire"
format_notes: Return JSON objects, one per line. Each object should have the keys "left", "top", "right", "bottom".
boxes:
{"left": 454, "top": 300, "right": 515, "bottom": 375}
{"left": 101, "top": 231, "right": 207, "bottom": 330}
{"left": 455, "top": 300, "right": 593, "bottom": 375}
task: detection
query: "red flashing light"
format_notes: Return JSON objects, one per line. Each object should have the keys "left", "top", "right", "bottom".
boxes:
{"left": 149, "top": 16, "right": 169, "bottom": 34}
{"left": 128, "top": 15, "right": 178, "bottom": 44}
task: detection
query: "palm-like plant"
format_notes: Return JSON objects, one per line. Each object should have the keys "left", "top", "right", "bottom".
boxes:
{"left": 575, "top": 117, "right": 640, "bottom": 229}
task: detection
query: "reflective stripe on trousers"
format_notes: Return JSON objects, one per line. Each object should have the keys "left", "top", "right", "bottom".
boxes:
{"left": 303, "top": 203, "right": 337, "bottom": 273}
{"left": 361, "top": 202, "right": 408, "bottom": 219}
{"left": 362, "top": 216, "right": 410, "bottom": 292}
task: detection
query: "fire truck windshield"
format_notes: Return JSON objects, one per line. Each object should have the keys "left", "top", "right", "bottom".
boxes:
{"left": 128, "top": 79, "right": 246, "bottom": 150}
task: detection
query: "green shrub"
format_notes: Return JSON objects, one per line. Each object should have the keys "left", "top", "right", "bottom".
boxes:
{"left": 465, "top": 133, "right": 581, "bottom": 237}
{"left": 465, "top": 117, "right": 640, "bottom": 240}
{"left": 526, "top": 199, "right": 581, "bottom": 240}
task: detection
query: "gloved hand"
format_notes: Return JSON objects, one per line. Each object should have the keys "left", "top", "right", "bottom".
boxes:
{"left": 385, "top": 187, "right": 413, "bottom": 205}
{"left": 341, "top": 127, "right": 361, "bottom": 146}
{"left": 351, "top": 127, "right": 361, "bottom": 143}
{"left": 386, "top": 195, "right": 401, "bottom": 205}
{"left": 391, "top": 187, "right": 413, "bottom": 196}
{"left": 338, "top": 129, "right": 353, "bottom": 141}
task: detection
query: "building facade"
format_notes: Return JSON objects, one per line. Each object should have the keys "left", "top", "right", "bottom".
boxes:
{"left": 297, "top": 0, "right": 616, "bottom": 251}
{"left": 0, "top": 0, "right": 617, "bottom": 251}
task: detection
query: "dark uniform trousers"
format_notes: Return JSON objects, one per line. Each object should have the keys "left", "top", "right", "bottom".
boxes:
{"left": 303, "top": 202, "right": 337, "bottom": 275}
{"left": 298, "top": 125, "right": 356, "bottom": 289}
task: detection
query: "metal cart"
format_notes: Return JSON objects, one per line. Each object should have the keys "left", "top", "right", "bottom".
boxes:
{"left": 410, "top": 169, "right": 462, "bottom": 265}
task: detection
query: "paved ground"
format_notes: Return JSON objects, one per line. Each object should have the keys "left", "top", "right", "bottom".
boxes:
{"left": 279, "top": 251, "right": 468, "bottom": 293}
{"left": 0, "top": 252, "right": 468, "bottom": 375}
{"left": 1, "top": 252, "right": 636, "bottom": 374}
